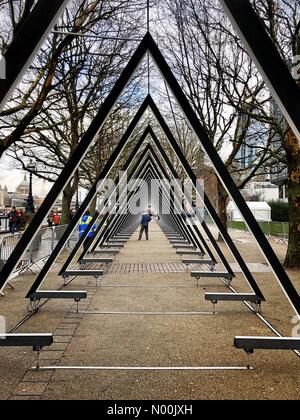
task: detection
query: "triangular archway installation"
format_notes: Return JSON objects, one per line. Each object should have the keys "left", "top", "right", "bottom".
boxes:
{"left": 0, "top": 31, "right": 299, "bottom": 315}
{"left": 29, "top": 124, "right": 229, "bottom": 298}
{"left": 1, "top": 0, "right": 300, "bottom": 356}
{"left": 23, "top": 105, "right": 265, "bottom": 303}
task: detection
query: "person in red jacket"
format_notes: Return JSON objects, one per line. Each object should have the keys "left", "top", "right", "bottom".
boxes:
{"left": 53, "top": 212, "right": 60, "bottom": 226}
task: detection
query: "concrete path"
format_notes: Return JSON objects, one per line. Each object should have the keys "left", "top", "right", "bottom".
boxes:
{"left": 0, "top": 222, "right": 300, "bottom": 400}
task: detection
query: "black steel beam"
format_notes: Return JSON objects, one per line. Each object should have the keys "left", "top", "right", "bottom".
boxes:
{"left": 30, "top": 291, "right": 87, "bottom": 300}
{"left": 59, "top": 211, "right": 99, "bottom": 275}
{"left": 220, "top": 0, "right": 300, "bottom": 143}
{"left": 24, "top": 99, "right": 150, "bottom": 297}
{"left": 0, "top": 334, "right": 53, "bottom": 348}
{"left": 148, "top": 100, "right": 259, "bottom": 291}
{"left": 62, "top": 270, "right": 103, "bottom": 278}
{"left": 191, "top": 271, "right": 233, "bottom": 280}
{"left": 234, "top": 336, "right": 300, "bottom": 351}
{"left": 146, "top": 29, "right": 300, "bottom": 313}
{"left": 0, "top": 0, "right": 69, "bottom": 109}
{"left": 0, "top": 35, "right": 148, "bottom": 293}
{"left": 205, "top": 293, "right": 262, "bottom": 303}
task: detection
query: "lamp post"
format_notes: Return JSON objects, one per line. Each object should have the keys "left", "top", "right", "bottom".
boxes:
{"left": 75, "top": 189, "right": 79, "bottom": 211}
{"left": 26, "top": 159, "right": 36, "bottom": 215}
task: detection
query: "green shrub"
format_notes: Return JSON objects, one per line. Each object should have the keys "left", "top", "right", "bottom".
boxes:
{"left": 268, "top": 200, "right": 289, "bottom": 222}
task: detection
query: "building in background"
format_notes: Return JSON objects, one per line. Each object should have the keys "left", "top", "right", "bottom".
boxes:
{"left": 0, "top": 173, "right": 44, "bottom": 209}
{"left": 235, "top": 110, "right": 268, "bottom": 174}
{"left": 241, "top": 181, "right": 279, "bottom": 202}
{"left": 0, "top": 185, "right": 7, "bottom": 207}
{"left": 269, "top": 101, "right": 288, "bottom": 201}
{"left": 4, "top": 174, "right": 29, "bottom": 208}
{"left": 228, "top": 201, "right": 272, "bottom": 222}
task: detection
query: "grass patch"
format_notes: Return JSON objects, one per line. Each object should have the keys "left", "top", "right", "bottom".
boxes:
{"left": 228, "top": 220, "right": 289, "bottom": 237}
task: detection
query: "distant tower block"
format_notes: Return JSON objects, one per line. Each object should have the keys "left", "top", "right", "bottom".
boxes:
{"left": 0, "top": 56, "right": 6, "bottom": 80}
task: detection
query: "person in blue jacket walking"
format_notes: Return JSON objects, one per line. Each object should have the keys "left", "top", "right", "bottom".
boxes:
{"left": 79, "top": 210, "right": 96, "bottom": 251}
{"left": 138, "top": 210, "right": 152, "bottom": 241}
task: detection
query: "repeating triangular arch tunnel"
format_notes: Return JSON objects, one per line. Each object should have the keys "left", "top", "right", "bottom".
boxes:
{"left": 1, "top": 31, "right": 300, "bottom": 315}
{"left": 24, "top": 103, "right": 263, "bottom": 301}
{"left": 1, "top": 0, "right": 300, "bottom": 360}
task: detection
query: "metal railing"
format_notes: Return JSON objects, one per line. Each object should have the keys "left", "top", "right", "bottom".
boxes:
{"left": 228, "top": 220, "right": 289, "bottom": 244}
{"left": 0, "top": 225, "right": 79, "bottom": 282}
{"left": 0, "top": 216, "right": 9, "bottom": 232}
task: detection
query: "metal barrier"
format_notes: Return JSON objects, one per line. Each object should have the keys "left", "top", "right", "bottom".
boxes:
{"left": 0, "top": 216, "right": 9, "bottom": 232}
{"left": 228, "top": 220, "right": 289, "bottom": 244}
{"left": 0, "top": 225, "right": 79, "bottom": 288}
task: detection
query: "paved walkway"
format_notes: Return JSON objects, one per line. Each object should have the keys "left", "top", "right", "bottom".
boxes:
{"left": 0, "top": 222, "right": 300, "bottom": 400}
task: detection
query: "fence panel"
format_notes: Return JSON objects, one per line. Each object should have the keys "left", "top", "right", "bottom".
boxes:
{"left": 228, "top": 220, "right": 289, "bottom": 242}
{"left": 0, "top": 224, "right": 78, "bottom": 276}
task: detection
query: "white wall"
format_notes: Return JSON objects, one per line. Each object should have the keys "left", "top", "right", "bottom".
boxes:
{"left": 227, "top": 202, "right": 272, "bottom": 222}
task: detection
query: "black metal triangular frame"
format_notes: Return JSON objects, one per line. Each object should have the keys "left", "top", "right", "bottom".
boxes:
{"left": 98, "top": 155, "right": 207, "bottom": 258}
{"left": 0, "top": 32, "right": 299, "bottom": 314}
{"left": 87, "top": 142, "right": 260, "bottom": 301}
{"left": 26, "top": 100, "right": 232, "bottom": 298}
{"left": 58, "top": 127, "right": 154, "bottom": 275}
{"left": 86, "top": 143, "right": 212, "bottom": 261}
{"left": 0, "top": 0, "right": 68, "bottom": 110}
{"left": 73, "top": 143, "right": 212, "bottom": 268}
{"left": 87, "top": 119, "right": 262, "bottom": 297}
{"left": 60, "top": 121, "right": 241, "bottom": 282}
{"left": 220, "top": 0, "right": 300, "bottom": 143}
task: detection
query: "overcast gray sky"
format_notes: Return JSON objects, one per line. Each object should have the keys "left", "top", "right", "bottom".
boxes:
{"left": 0, "top": 154, "right": 51, "bottom": 195}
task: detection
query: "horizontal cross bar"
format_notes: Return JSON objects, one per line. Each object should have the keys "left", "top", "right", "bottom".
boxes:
{"left": 0, "top": 334, "right": 53, "bottom": 348}
{"left": 205, "top": 293, "right": 263, "bottom": 303}
{"left": 176, "top": 251, "right": 205, "bottom": 256}
{"left": 77, "top": 311, "right": 215, "bottom": 316}
{"left": 234, "top": 336, "right": 300, "bottom": 351}
{"left": 62, "top": 270, "right": 103, "bottom": 278}
{"left": 80, "top": 258, "right": 113, "bottom": 264}
{"left": 191, "top": 272, "right": 233, "bottom": 279}
{"left": 173, "top": 244, "right": 195, "bottom": 249}
{"left": 93, "top": 249, "right": 120, "bottom": 255}
{"left": 101, "top": 244, "right": 124, "bottom": 248}
{"left": 30, "top": 291, "right": 87, "bottom": 300}
{"left": 37, "top": 365, "right": 254, "bottom": 371}
{"left": 183, "top": 259, "right": 216, "bottom": 265}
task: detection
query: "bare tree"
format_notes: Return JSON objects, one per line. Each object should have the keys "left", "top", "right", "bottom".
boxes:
{"left": 1, "top": 0, "right": 148, "bottom": 222}
{"left": 156, "top": 0, "right": 277, "bottom": 240}
{"left": 0, "top": 0, "right": 147, "bottom": 158}
{"left": 249, "top": 0, "right": 300, "bottom": 268}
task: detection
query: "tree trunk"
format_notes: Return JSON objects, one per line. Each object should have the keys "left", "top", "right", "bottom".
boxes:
{"left": 217, "top": 179, "right": 229, "bottom": 242}
{"left": 284, "top": 130, "right": 300, "bottom": 269}
{"left": 0, "top": 145, "right": 6, "bottom": 160}
{"left": 90, "top": 196, "right": 97, "bottom": 216}
{"left": 61, "top": 184, "right": 73, "bottom": 225}
{"left": 284, "top": 27, "right": 300, "bottom": 268}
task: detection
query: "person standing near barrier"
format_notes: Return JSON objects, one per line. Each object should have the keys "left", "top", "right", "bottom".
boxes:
{"left": 18, "top": 210, "right": 25, "bottom": 231}
{"left": 138, "top": 210, "right": 152, "bottom": 241}
{"left": 79, "top": 210, "right": 96, "bottom": 252}
{"left": 8, "top": 207, "right": 18, "bottom": 234}
{"left": 53, "top": 212, "right": 60, "bottom": 226}
{"left": 47, "top": 211, "right": 54, "bottom": 227}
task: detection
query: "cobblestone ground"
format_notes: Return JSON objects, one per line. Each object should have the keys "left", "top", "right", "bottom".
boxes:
{"left": 0, "top": 222, "right": 299, "bottom": 400}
